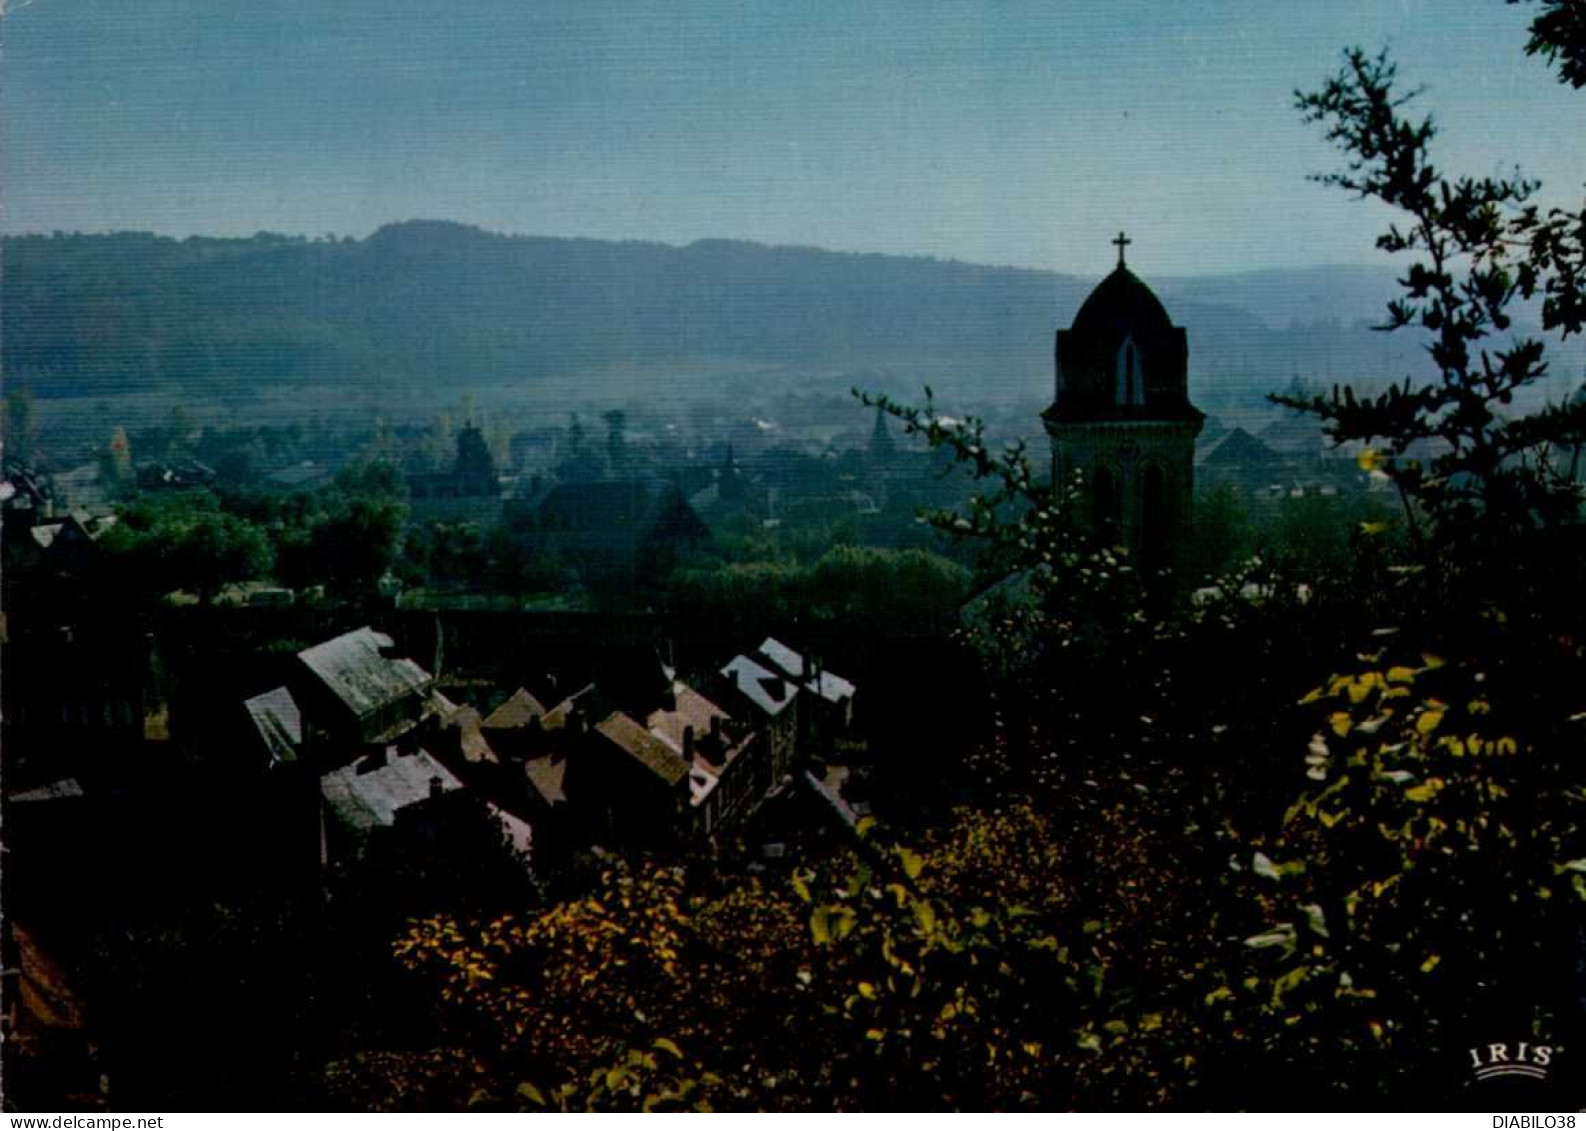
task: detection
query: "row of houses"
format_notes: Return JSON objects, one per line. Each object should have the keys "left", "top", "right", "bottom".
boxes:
{"left": 241, "top": 625, "right": 858, "bottom": 879}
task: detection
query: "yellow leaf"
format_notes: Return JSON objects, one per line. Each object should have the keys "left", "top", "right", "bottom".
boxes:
{"left": 1419, "top": 954, "right": 1440, "bottom": 974}
{"left": 652, "top": 1037, "right": 683, "bottom": 1058}
{"left": 1329, "top": 711, "right": 1353, "bottom": 737}
{"left": 810, "top": 907, "right": 832, "bottom": 945}
{"left": 1353, "top": 672, "right": 1384, "bottom": 702}
{"left": 897, "top": 846, "right": 924, "bottom": 881}
{"left": 1416, "top": 708, "right": 1445, "bottom": 736}
{"left": 1404, "top": 779, "right": 1442, "bottom": 803}
{"left": 1357, "top": 449, "right": 1383, "bottom": 472}
{"left": 1386, "top": 666, "right": 1417, "bottom": 684}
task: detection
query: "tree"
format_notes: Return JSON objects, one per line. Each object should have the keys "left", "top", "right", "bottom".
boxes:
{"left": 102, "top": 489, "right": 273, "bottom": 603}
{"left": 1223, "top": 22, "right": 1586, "bottom": 1103}
{"left": 1511, "top": 0, "right": 1586, "bottom": 88}
{"left": 1278, "top": 45, "right": 1586, "bottom": 588}
{"left": 309, "top": 497, "right": 406, "bottom": 599}
{"left": 344, "top": 806, "right": 1124, "bottom": 1111}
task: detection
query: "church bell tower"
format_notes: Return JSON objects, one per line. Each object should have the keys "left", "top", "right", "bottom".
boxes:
{"left": 1043, "top": 233, "right": 1204, "bottom": 571}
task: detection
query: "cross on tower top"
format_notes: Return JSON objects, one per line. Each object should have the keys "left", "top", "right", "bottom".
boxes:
{"left": 1112, "top": 230, "right": 1132, "bottom": 268}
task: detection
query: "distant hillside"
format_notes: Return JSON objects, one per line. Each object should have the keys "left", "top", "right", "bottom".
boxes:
{"left": 10, "top": 221, "right": 1573, "bottom": 410}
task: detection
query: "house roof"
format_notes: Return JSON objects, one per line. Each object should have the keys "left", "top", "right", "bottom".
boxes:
{"left": 542, "top": 684, "right": 598, "bottom": 731}
{"left": 757, "top": 637, "right": 856, "bottom": 704}
{"left": 243, "top": 685, "right": 303, "bottom": 766}
{"left": 6, "top": 778, "right": 85, "bottom": 804}
{"left": 28, "top": 523, "right": 63, "bottom": 550}
{"left": 445, "top": 703, "right": 498, "bottom": 764}
{"left": 320, "top": 747, "right": 462, "bottom": 833}
{"left": 1198, "top": 426, "right": 1282, "bottom": 469}
{"left": 487, "top": 802, "right": 535, "bottom": 863}
{"left": 688, "top": 764, "right": 721, "bottom": 806}
{"left": 720, "top": 654, "right": 798, "bottom": 717}
{"left": 524, "top": 755, "right": 569, "bottom": 806}
{"left": 757, "top": 637, "right": 808, "bottom": 679}
{"left": 645, "top": 682, "right": 730, "bottom": 756}
{"left": 595, "top": 711, "right": 690, "bottom": 787}
{"left": 28, "top": 513, "right": 112, "bottom": 551}
{"left": 9, "top": 923, "right": 85, "bottom": 1032}
{"left": 297, "top": 627, "right": 432, "bottom": 721}
{"left": 482, "top": 687, "right": 549, "bottom": 730}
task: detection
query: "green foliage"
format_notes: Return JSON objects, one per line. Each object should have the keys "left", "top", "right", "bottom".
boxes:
{"left": 1226, "top": 636, "right": 1584, "bottom": 1096}
{"left": 1280, "top": 47, "right": 1586, "bottom": 574}
{"left": 102, "top": 488, "right": 274, "bottom": 602}
{"left": 668, "top": 545, "right": 970, "bottom": 633}
{"left": 1510, "top": 0, "right": 1586, "bottom": 89}
{"left": 351, "top": 807, "right": 1138, "bottom": 1111}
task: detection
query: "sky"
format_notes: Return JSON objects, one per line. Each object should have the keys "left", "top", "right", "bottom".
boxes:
{"left": 3, "top": 0, "right": 1583, "bottom": 276}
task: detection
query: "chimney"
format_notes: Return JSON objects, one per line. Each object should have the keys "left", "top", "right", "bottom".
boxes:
{"left": 683, "top": 725, "right": 695, "bottom": 760}
{"left": 429, "top": 775, "right": 445, "bottom": 799}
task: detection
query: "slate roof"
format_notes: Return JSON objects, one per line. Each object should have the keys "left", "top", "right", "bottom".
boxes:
{"left": 6, "top": 778, "right": 85, "bottom": 804}
{"left": 28, "top": 514, "right": 114, "bottom": 552}
{"left": 757, "top": 638, "right": 856, "bottom": 704}
{"left": 243, "top": 686, "right": 303, "bottom": 766}
{"left": 320, "top": 747, "right": 462, "bottom": 833}
{"left": 594, "top": 711, "right": 690, "bottom": 787}
{"left": 298, "top": 627, "right": 433, "bottom": 721}
{"left": 1071, "top": 265, "right": 1175, "bottom": 338}
{"left": 720, "top": 654, "right": 798, "bottom": 717}
{"left": 29, "top": 523, "right": 62, "bottom": 550}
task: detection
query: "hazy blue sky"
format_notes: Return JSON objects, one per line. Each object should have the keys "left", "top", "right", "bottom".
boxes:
{"left": 4, "top": 0, "right": 1582, "bottom": 275}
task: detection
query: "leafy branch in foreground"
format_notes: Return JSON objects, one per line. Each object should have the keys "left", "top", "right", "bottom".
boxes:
{"left": 1278, "top": 47, "right": 1586, "bottom": 562}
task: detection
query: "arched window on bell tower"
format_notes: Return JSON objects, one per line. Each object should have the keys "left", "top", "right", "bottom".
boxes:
{"left": 1115, "top": 337, "right": 1141, "bottom": 406}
